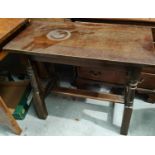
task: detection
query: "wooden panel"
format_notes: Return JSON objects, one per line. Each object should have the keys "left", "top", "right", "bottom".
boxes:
{"left": 0, "top": 80, "right": 32, "bottom": 133}
{"left": 52, "top": 87, "right": 124, "bottom": 103}
{"left": 0, "top": 80, "right": 29, "bottom": 113}
{"left": 3, "top": 20, "right": 155, "bottom": 67}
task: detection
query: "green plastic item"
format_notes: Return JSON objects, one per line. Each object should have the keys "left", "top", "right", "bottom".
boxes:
{"left": 13, "top": 85, "right": 32, "bottom": 120}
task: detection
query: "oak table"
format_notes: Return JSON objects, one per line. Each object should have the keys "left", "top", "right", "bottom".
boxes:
{"left": 3, "top": 20, "right": 155, "bottom": 135}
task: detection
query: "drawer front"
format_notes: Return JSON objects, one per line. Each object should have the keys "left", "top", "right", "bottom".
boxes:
{"left": 138, "top": 73, "right": 155, "bottom": 89}
{"left": 142, "top": 66, "right": 155, "bottom": 74}
{"left": 77, "top": 67, "right": 155, "bottom": 90}
{"left": 77, "top": 66, "right": 127, "bottom": 85}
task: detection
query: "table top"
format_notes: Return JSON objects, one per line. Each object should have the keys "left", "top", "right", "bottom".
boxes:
{"left": 0, "top": 18, "right": 28, "bottom": 61}
{"left": 0, "top": 18, "right": 28, "bottom": 45}
{"left": 3, "top": 20, "right": 155, "bottom": 66}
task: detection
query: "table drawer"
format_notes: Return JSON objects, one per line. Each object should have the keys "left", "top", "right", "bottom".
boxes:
{"left": 142, "top": 66, "right": 155, "bottom": 74}
{"left": 77, "top": 66, "right": 127, "bottom": 85}
{"left": 77, "top": 67, "right": 155, "bottom": 90}
{"left": 138, "top": 72, "right": 155, "bottom": 89}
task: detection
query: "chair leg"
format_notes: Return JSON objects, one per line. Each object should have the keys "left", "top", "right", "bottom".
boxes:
{"left": 120, "top": 67, "right": 141, "bottom": 135}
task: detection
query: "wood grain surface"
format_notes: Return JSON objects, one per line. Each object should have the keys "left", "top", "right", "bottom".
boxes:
{"left": 3, "top": 20, "right": 155, "bottom": 66}
{"left": 0, "top": 18, "right": 28, "bottom": 45}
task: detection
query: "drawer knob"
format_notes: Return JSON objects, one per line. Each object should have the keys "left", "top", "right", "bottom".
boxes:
{"left": 89, "top": 70, "right": 101, "bottom": 76}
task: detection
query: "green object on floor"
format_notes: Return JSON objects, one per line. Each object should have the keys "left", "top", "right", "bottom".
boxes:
{"left": 13, "top": 85, "right": 32, "bottom": 120}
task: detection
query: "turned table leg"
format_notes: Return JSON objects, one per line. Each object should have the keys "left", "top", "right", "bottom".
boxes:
{"left": 120, "top": 67, "right": 141, "bottom": 135}
{"left": 26, "top": 59, "right": 48, "bottom": 119}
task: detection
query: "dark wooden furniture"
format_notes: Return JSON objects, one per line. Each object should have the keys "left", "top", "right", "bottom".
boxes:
{"left": 74, "top": 18, "right": 155, "bottom": 103}
{"left": 3, "top": 20, "right": 155, "bottom": 135}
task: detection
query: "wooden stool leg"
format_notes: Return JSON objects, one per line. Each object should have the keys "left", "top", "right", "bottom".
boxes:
{"left": 0, "top": 97, "right": 22, "bottom": 135}
{"left": 9, "top": 119, "right": 22, "bottom": 135}
{"left": 26, "top": 59, "right": 48, "bottom": 119}
{"left": 120, "top": 68, "right": 141, "bottom": 135}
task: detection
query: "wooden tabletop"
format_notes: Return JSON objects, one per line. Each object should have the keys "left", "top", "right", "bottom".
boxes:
{"left": 3, "top": 20, "right": 155, "bottom": 66}
{"left": 0, "top": 18, "right": 28, "bottom": 45}
{"left": 0, "top": 18, "right": 28, "bottom": 61}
